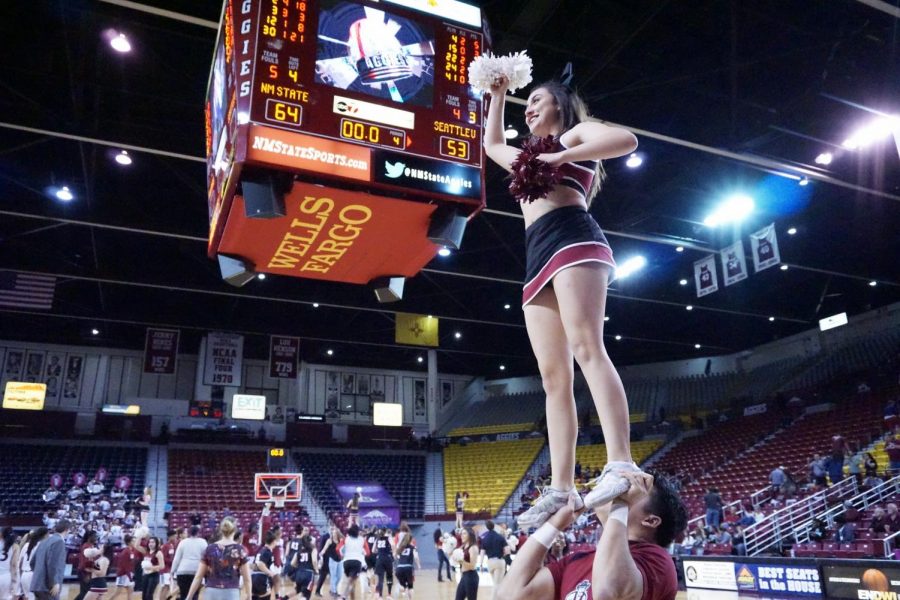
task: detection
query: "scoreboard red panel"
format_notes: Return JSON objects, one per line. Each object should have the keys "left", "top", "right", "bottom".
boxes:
{"left": 205, "top": 0, "right": 487, "bottom": 288}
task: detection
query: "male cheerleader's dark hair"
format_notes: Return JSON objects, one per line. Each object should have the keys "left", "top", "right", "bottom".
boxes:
{"left": 644, "top": 470, "right": 688, "bottom": 548}
{"left": 347, "top": 524, "right": 360, "bottom": 538}
{"left": 528, "top": 80, "right": 607, "bottom": 204}
{"left": 0, "top": 526, "right": 15, "bottom": 561}
{"left": 264, "top": 531, "right": 277, "bottom": 545}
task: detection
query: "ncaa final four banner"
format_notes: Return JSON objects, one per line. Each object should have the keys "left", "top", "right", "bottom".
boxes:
{"left": 720, "top": 240, "right": 748, "bottom": 287}
{"left": 203, "top": 332, "right": 244, "bottom": 387}
{"left": 268, "top": 336, "right": 300, "bottom": 379}
{"left": 750, "top": 223, "right": 782, "bottom": 272}
{"left": 694, "top": 254, "right": 719, "bottom": 297}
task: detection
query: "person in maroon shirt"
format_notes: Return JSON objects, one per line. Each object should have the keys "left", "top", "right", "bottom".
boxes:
{"left": 497, "top": 470, "right": 687, "bottom": 600}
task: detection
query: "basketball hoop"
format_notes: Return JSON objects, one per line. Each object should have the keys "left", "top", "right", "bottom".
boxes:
{"left": 254, "top": 473, "right": 302, "bottom": 505}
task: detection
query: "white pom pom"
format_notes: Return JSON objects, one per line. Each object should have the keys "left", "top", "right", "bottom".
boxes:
{"left": 468, "top": 50, "right": 533, "bottom": 95}
{"left": 450, "top": 548, "right": 464, "bottom": 565}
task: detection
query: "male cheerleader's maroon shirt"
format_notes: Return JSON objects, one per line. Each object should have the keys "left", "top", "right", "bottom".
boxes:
{"left": 546, "top": 542, "right": 677, "bottom": 600}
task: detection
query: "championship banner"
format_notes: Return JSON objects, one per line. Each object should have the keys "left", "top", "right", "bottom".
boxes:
{"left": 203, "top": 333, "right": 244, "bottom": 387}
{"left": 395, "top": 312, "right": 439, "bottom": 347}
{"left": 720, "top": 240, "right": 748, "bottom": 287}
{"left": 750, "top": 223, "right": 781, "bottom": 272}
{"left": 143, "top": 328, "right": 179, "bottom": 374}
{"left": 694, "top": 255, "right": 719, "bottom": 298}
{"left": 268, "top": 335, "right": 300, "bottom": 379}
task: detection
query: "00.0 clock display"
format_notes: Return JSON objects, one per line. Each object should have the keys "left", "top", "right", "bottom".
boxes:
{"left": 339, "top": 119, "right": 406, "bottom": 150}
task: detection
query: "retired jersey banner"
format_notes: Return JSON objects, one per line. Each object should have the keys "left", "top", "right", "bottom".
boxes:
{"left": 694, "top": 255, "right": 719, "bottom": 297}
{"left": 203, "top": 333, "right": 244, "bottom": 387}
{"left": 143, "top": 328, "right": 179, "bottom": 374}
{"left": 720, "top": 240, "right": 748, "bottom": 287}
{"left": 269, "top": 335, "right": 300, "bottom": 379}
{"left": 395, "top": 312, "right": 439, "bottom": 347}
{"left": 750, "top": 223, "right": 781, "bottom": 272}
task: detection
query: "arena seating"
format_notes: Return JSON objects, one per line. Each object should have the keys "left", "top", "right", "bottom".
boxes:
{"left": 444, "top": 437, "right": 544, "bottom": 514}
{"left": 0, "top": 443, "right": 147, "bottom": 518}
{"left": 167, "top": 448, "right": 317, "bottom": 537}
{"left": 293, "top": 451, "right": 425, "bottom": 520}
{"left": 575, "top": 439, "right": 663, "bottom": 473}
{"left": 440, "top": 391, "right": 545, "bottom": 436}
{"left": 783, "top": 330, "right": 900, "bottom": 391}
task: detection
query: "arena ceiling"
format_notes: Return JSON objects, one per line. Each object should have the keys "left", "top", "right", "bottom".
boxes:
{"left": 0, "top": 0, "right": 898, "bottom": 377}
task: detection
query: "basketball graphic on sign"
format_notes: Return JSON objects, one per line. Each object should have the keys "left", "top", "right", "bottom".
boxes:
{"left": 862, "top": 568, "right": 889, "bottom": 592}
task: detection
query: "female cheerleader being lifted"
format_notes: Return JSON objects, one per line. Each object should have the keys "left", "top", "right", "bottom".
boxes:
{"left": 483, "top": 72, "right": 641, "bottom": 527}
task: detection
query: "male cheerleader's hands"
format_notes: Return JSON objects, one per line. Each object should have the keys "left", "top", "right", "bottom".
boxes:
{"left": 547, "top": 492, "right": 585, "bottom": 531}
{"left": 593, "top": 470, "right": 654, "bottom": 521}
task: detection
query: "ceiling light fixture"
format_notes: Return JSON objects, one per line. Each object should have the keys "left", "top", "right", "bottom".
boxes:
{"left": 257, "top": 273, "right": 266, "bottom": 280}
{"left": 780, "top": 265, "right": 789, "bottom": 271}
{"left": 115, "top": 150, "right": 132, "bottom": 166}
{"left": 787, "top": 227, "right": 797, "bottom": 235}
{"left": 110, "top": 33, "right": 132, "bottom": 53}
{"left": 454, "top": 331, "right": 462, "bottom": 339}
{"left": 798, "top": 177, "right": 810, "bottom": 186}
{"left": 504, "top": 126, "right": 518, "bottom": 139}
{"left": 55, "top": 186, "right": 74, "bottom": 201}
{"left": 614, "top": 335, "right": 622, "bottom": 341}
{"left": 675, "top": 246, "right": 684, "bottom": 253}
{"left": 703, "top": 194, "right": 755, "bottom": 227}
{"left": 625, "top": 153, "right": 643, "bottom": 168}
{"left": 686, "top": 305, "right": 693, "bottom": 311}
{"left": 679, "top": 279, "right": 688, "bottom": 286}
{"left": 438, "top": 247, "right": 451, "bottom": 257}
{"left": 842, "top": 116, "right": 899, "bottom": 150}
{"left": 617, "top": 255, "right": 647, "bottom": 279}
{"left": 326, "top": 349, "right": 333, "bottom": 356}
{"left": 814, "top": 152, "right": 833, "bottom": 165}
{"left": 869, "top": 280, "right": 878, "bottom": 287}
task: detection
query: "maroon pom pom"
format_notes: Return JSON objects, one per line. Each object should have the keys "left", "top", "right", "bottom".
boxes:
{"left": 508, "top": 136, "right": 563, "bottom": 203}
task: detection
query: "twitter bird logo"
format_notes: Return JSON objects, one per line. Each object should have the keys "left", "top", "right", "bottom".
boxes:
{"left": 384, "top": 161, "right": 406, "bottom": 179}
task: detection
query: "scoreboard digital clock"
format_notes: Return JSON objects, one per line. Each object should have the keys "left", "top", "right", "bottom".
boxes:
{"left": 206, "top": 0, "right": 487, "bottom": 294}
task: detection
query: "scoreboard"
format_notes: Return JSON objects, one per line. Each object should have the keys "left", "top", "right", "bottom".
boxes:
{"left": 205, "top": 0, "right": 487, "bottom": 291}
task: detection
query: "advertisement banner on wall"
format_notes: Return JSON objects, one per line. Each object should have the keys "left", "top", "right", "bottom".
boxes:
{"left": 822, "top": 563, "right": 900, "bottom": 599}
{"left": 683, "top": 560, "right": 737, "bottom": 591}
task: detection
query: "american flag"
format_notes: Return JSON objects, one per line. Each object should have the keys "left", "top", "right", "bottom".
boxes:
{"left": 0, "top": 272, "right": 56, "bottom": 310}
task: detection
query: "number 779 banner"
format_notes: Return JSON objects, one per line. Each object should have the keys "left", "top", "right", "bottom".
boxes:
{"left": 269, "top": 335, "right": 300, "bottom": 379}
{"left": 143, "top": 328, "right": 180, "bottom": 375}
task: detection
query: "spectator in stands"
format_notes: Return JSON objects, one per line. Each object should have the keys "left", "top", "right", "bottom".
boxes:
{"left": 826, "top": 454, "right": 845, "bottom": 486}
{"left": 834, "top": 515, "right": 856, "bottom": 543}
{"left": 716, "top": 525, "right": 732, "bottom": 546}
{"left": 703, "top": 487, "right": 723, "bottom": 529}
{"left": 870, "top": 507, "right": 888, "bottom": 534}
{"left": 548, "top": 532, "right": 568, "bottom": 563}
{"left": 809, "top": 454, "right": 827, "bottom": 490}
{"left": 184, "top": 517, "right": 251, "bottom": 600}
{"left": 29, "top": 520, "right": 70, "bottom": 600}
{"left": 887, "top": 436, "right": 900, "bottom": 473}
{"left": 769, "top": 466, "right": 786, "bottom": 495}
{"left": 885, "top": 398, "right": 900, "bottom": 432}
{"left": 171, "top": 526, "right": 207, "bottom": 600}
{"left": 732, "top": 525, "right": 746, "bottom": 556}
{"left": 865, "top": 452, "right": 879, "bottom": 478}
{"left": 886, "top": 503, "right": 900, "bottom": 533}
{"left": 841, "top": 501, "right": 860, "bottom": 523}
{"left": 808, "top": 518, "right": 826, "bottom": 542}
{"left": 496, "top": 471, "right": 686, "bottom": 600}
{"left": 433, "top": 527, "right": 451, "bottom": 582}
{"left": 479, "top": 521, "right": 509, "bottom": 600}
{"left": 849, "top": 445, "right": 865, "bottom": 484}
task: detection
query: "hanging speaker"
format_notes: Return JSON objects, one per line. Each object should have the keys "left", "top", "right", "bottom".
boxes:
{"left": 241, "top": 171, "right": 292, "bottom": 219}
{"left": 427, "top": 205, "right": 468, "bottom": 250}
{"left": 218, "top": 254, "right": 256, "bottom": 287}
{"left": 371, "top": 276, "right": 405, "bottom": 303}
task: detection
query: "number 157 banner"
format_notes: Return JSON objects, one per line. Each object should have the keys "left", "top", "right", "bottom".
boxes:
{"left": 269, "top": 336, "right": 300, "bottom": 379}
{"left": 143, "top": 328, "right": 180, "bottom": 374}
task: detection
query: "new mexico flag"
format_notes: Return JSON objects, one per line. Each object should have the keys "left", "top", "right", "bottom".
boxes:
{"left": 395, "top": 312, "right": 439, "bottom": 347}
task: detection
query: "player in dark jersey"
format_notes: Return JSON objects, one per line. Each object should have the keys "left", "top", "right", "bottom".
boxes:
{"left": 496, "top": 471, "right": 687, "bottom": 600}
{"left": 252, "top": 532, "right": 278, "bottom": 600}
{"left": 282, "top": 524, "right": 305, "bottom": 585}
{"left": 364, "top": 527, "right": 379, "bottom": 591}
{"left": 373, "top": 529, "right": 394, "bottom": 599}
{"left": 394, "top": 524, "right": 420, "bottom": 600}
{"left": 289, "top": 534, "right": 318, "bottom": 600}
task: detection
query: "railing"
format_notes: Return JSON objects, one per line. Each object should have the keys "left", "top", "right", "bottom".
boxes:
{"left": 744, "top": 476, "right": 858, "bottom": 556}
{"left": 793, "top": 474, "right": 900, "bottom": 557}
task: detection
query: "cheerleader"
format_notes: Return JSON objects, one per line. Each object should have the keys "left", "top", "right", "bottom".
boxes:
{"left": 454, "top": 492, "right": 467, "bottom": 529}
{"left": 483, "top": 70, "right": 641, "bottom": 528}
{"left": 346, "top": 492, "right": 360, "bottom": 527}
{"left": 453, "top": 528, "right": 478, "bottom": 600}
{"left": 0, "top": 527, "right": 16, "bottom": 600}
{"left": 17, "top": 528, "right": 48, "bottom": 600}
{"left": 83, "top": 547, "right": 111, "bottom": 600}
{"left": 336, "top": 525, "right": 369, "bottom": 600}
